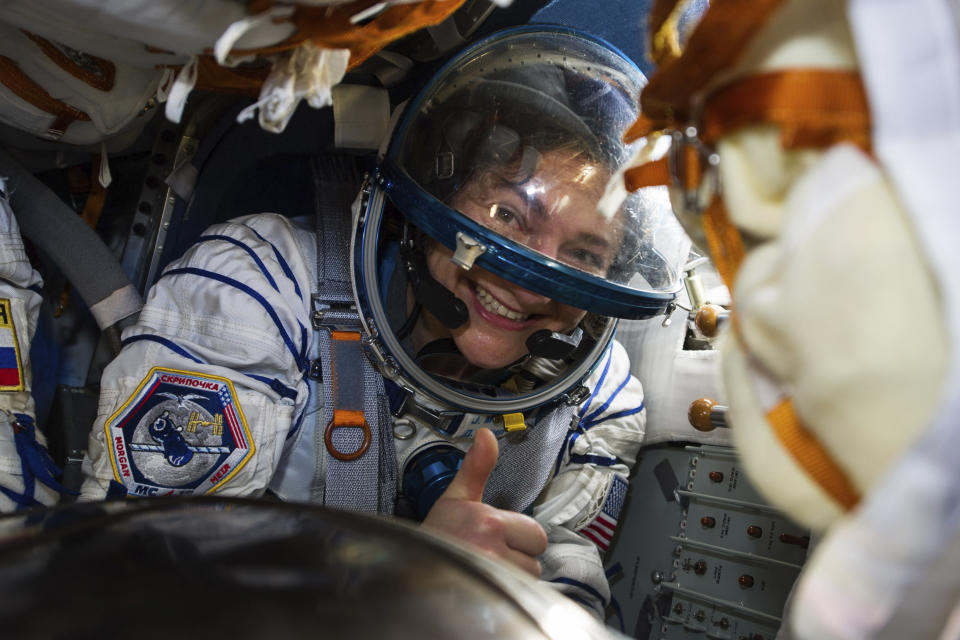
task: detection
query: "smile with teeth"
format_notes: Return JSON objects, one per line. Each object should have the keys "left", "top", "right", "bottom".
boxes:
{"left": 474, "top": 285, "right": 530, "bottom": 321}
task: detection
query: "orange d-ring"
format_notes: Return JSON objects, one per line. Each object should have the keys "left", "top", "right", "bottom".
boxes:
{"left": 324, "top": 409, "right": 371, "bottom": 461}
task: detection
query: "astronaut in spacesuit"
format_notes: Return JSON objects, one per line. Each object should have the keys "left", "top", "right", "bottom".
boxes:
{"left": 76, "top": 26, "right": 689, "bottom": 616}
{"left": 0, "top": 180, "right": 71, "bottom": 511}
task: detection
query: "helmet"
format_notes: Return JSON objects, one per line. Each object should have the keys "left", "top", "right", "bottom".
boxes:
{"left": 353, "top": 26, "right": 689, "bottom": 415}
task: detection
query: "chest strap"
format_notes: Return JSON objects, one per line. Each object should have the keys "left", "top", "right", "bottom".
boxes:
{"left": 483, "top": 401, "right": 577, "bottom": 513}
{"left": 312, "top": 154, "right": 396, "bottom": 514}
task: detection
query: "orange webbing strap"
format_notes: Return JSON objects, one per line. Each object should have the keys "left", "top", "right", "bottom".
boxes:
{"left": 192, "top": 57, "right": 270, "bottom": 96}
{"left": 22, "top": 31, "right": 116, "bottom": 92}
{"left": 228, "top": 0, "right": 467, "bottom": 70}
{"left": 188, "top": 0, "right": 466, "bottom": 96}
{"left": 0, "top": 55, "right": 90, "bottom": 137}
{"left": 325, "top": 330, "right": 372, "bottom": 462}
{"left": 623, "top": 113, "right": 658, "bottom": 145}
{"left": 624, "top": 157, "right": 670, "bottom": 192}
{"left": 766, "top": 400, "right": 861, "bottom": 510}
{"left": 80, "top": 153, "right": 109, "bottom": 228}
{"left": 704, "top": 69, "right": 872, "bottom": 153}
{"left": 55, "top": 155, "right": 111, "bottom": 317}
{"left": 701, "top": 195, "right": 744, "bottom": 291}
{"left": 697, "top": 170, "right": 861, "bottom": 513}
{"left": 641, "top": 0, "right": 786, "bottom": 124}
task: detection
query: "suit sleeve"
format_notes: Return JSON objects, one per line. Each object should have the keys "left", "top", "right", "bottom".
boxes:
{"left": 0, "top": 185, "right": 63, "bottom": 511}
{"left": 533, "top": 339, "right": 646, "bottom": 619}
{"left": 81, "top": 213, "right": 314, "bottom": 499}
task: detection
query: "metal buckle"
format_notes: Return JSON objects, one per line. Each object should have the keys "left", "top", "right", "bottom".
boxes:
{"left": 668, "top": 125, "right": 721, "bottom": 217}
{"left": 311, "top": 294, "right": 360, "bottom": 331}
{"left": 563, "top": 386, "right": 591, "bottom": 406}
{"left": 395, "top": 392, "right": 459, "bottom": 435}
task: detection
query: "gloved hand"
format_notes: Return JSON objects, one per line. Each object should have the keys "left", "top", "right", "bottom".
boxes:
{"left": 421, "top": 428, "right": 547, "bottom": 578}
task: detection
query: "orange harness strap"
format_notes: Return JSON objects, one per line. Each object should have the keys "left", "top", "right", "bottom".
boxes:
{"left": 186, "top": 1, "right": 469, "bottom": 97}
{"left": 22, "top": 31, "right": 116, "bottom": 92}
{"left": 626, "top": 69, "right": 873, "bottom": 290}
{"left": 227, "top": 0, "right": 467, "bottom": 70}
{"left": 701, "top": 195, "right": 745, "bottom": 290}
{"left": 705, "top": 69, "right": 872, "bottom": 153}
{"left": 767, "top": 400, "right": 862, "bottom": 510}
{"left": 624, "top": 157, "right": 670, "bottom": 192}
{"left": 642, "top": 0, "right": 787, "bottom": 124}
{"left": 325, "top": 330, "right": 372, "bottom": 462}
{"left": 0, "top": 55, "right": 90, "bottom": 138}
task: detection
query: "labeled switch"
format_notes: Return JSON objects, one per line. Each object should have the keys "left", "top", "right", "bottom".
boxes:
{"left": 779, "top": 533, "right": 810, "bottom": 548}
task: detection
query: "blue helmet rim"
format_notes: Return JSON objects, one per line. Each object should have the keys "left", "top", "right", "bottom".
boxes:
{"left": 376, "top": 162, "right": 678, "bottom": 320}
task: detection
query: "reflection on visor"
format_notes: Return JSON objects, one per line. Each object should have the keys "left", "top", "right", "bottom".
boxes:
{"left": 451, "top": 147, "right": 620, "bottom": 278}
{"left": 395, "top": 28, "right": 690, "bottom": 298}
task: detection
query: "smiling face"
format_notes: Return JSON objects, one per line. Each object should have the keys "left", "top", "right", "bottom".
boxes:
{"left": 409, "top": 149, "right": 621, "bottom": 371}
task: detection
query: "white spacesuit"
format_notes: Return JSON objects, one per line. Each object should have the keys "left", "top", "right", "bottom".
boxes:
{"left": 0, "top": 181, "right": 67, "bottom": 511}
{"left": 78, "top": 212, "right": 647, "bottom": 615}
{"left": 78, "top": 27, "right": 691, "bottom": 617}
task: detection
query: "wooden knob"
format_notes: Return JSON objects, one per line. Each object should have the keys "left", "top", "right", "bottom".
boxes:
{"left": 688, "top": 397, "right": 728, "bottom": 431}
{"left": 688, "top": 397, "right": 717, "bottom": 432}
{"left": 695, "top": 304, "right": 727, "bottom": 338}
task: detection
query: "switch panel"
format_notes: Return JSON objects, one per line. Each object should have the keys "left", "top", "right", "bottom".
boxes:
{"left": 604, "top": 444, "right": 809, "bottom": 639}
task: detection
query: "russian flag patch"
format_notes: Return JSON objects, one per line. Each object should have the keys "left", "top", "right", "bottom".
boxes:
{"left": 0, "top": 299, "right": 24, "bottom": 391}
{"left": 578, "top": 475, "right": 628, "bottom": 553}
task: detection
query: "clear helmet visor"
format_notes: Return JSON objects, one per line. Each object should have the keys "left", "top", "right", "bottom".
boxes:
{"left": 388, "top": 26, "right": 690, "bottom": 317}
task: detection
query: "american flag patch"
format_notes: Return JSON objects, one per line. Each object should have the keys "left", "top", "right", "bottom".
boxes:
{"left": 579, "top": 475, "right": 628, "bottom": 552}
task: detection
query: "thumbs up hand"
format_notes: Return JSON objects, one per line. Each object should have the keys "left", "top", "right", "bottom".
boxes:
{"left": 421, "top": 428, "right": 547, "bottom": 578}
